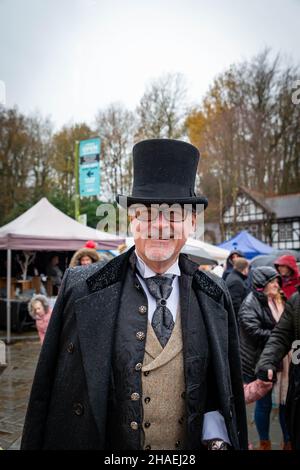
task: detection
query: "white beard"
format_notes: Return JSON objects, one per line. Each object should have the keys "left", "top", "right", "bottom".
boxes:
{"left": 144, "top": 242, "right": 176, "bottom": 261}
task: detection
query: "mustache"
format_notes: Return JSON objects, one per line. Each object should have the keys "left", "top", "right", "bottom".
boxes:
{"left": 144, "top": 227, "right": 175, "bottom": 239}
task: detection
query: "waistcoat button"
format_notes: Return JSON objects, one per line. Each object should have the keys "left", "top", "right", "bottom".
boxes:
{"left": 138, "top": 305, "right": 147, "bottom": 314}
{"left": 135, "top": 363, "right": 143, "bottom": 371}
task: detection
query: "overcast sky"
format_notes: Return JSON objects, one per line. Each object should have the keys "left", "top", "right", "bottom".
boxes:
{"left": 0, "top": 0, "right": 299, "bottom": 129}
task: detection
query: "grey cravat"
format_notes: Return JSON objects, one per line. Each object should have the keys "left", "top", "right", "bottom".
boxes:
{"left": 144, "top": 275, "right": 175, "bottom": 347}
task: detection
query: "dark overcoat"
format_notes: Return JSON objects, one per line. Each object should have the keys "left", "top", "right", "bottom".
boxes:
{"left": 21, "top": 248, "right": 248, "bottom": 450}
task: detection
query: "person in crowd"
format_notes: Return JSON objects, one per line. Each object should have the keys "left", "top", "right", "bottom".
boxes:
{"left": 21, "top": 139, "right": 247, "bottom": 450}
{"left": 274, "top": 254, "right": 300, "bottom": 299}
{"left": 46, "top": 254, "right": 63, "bottom": 295}
{"left": 222, "top": 249, "right": 244, "bottom": 281}
{"left": 256, "top": 285, "right": 300, "bottom": 450}
{"left": 28, "top": 295, "right": 52, "bottom": 344}
{"left": 239, "top": 266, "right": 290, "bottom": 450}
{"left": 225, "top": 258, "right": 249, "bottom": 318}
{"left": 69, "top": 245, "right": 102, "bottom": 268}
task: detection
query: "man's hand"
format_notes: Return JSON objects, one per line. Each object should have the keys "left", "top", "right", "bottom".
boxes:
{"left": 268, "top": 369, "right": 273, "bottom": 381}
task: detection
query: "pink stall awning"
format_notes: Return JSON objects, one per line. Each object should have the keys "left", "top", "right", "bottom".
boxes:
{"left": 0, "top": 198, "right": 124, "bottom": 251}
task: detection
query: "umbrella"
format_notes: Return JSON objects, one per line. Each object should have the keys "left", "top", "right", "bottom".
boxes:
{"left": 251, "top": 250, "right": 300, "bottom": 268}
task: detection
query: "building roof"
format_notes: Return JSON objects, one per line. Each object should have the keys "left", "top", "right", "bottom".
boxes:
{"left": 238, "top": 186, "right": 273, "bottom": 213}
{"left": 239, "top": 187, "right": 300, "bottom": 219}
{"left": 265, "top": 193, "right": 300, "bottom": 219}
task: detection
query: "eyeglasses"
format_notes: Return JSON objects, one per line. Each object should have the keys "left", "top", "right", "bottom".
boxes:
{"left": 128, "top": 204, "right": 193, "bottom": 222}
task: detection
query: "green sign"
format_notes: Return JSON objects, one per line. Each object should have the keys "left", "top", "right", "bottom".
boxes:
{"left": 79, "top": 138, "right": 101, "bottom": 196}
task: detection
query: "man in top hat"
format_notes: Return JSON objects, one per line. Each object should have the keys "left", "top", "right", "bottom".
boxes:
{"left": 21, "top": 139, "right": 247, "bottom": 450}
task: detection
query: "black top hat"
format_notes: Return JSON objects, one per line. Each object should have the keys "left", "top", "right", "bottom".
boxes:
{"left": 116, "top": 139, "right": 208, "bottom": 208}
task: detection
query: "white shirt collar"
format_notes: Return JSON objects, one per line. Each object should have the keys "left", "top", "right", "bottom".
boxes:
{"left": 135, "top": 250, "right": 181, "bottom": 278}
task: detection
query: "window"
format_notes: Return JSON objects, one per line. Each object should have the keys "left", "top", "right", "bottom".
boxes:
{"left": 279, "top": 223, "right": 293, "bottom": 241}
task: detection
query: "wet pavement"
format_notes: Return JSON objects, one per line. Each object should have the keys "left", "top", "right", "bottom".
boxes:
{"left": 0, "top": 332, "right": 40, "bottom": 450}
{"left": 0, "top": 333, "right": 284, "bottom": 450}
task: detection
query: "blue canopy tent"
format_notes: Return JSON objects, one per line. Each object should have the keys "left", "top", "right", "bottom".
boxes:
{"left": 219, "top": 230, "right": 274, "bottom": 260}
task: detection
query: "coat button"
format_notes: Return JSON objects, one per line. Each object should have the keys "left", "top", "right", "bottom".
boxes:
{"left": 175, "top": 440, "right": 181, "bottom": 448}
{"left": 73, "top": 402, "right": 84, "bottom": 416}
{"left": 144, "top": 421, "right": 151, "bottom": 428}
{"left": 130, "top": 421, "right": 138, "bottom": 430}
{"left": 135, "top": 363, "right": 143, "bottom": 371}
{"left": 67, "top": 343, "right": 74, "bottom": 353}
{"left": 145, "top": 445, "right": 151, "bottom": 450}
{"left": 131, "top": 392, "right": 140, "bottom": 401}
{"left": 178, "top": 416, "right": 184, "bottom": 424}
{"left": 144, "top": 371, "right": 150, "bottom": 376}
{"left": 136, "top": 331, "right": 145, "bottom": 341}
{"left": 144, "top": 397, "right": 151, "bottom": 404}
{"left": 138, "top": 305, "right": 147, "bottom": 314}
{"left": 181, "top": 391, "right": 185, "bottom": 399}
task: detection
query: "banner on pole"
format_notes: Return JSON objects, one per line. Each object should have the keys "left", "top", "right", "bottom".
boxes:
{"left": 79, "top": 138, "right": 101, "bottom": 196}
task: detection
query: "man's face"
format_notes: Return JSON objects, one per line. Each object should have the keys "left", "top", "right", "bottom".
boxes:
{"left": 129, "top": 204, "right": 195, "bottom": 264}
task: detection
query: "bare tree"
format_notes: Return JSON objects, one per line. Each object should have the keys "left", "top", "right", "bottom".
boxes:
{"left": 136, "top": 73, "right": 187, "bottom": 140}
{"left": 186, "top": 50, "right": 300, "bottom": 225}
{"left": 16, "top": 251, "right": 36, "bottom": 280}
{"left": 95, "top": 103, "right": 136, "bottom": 200}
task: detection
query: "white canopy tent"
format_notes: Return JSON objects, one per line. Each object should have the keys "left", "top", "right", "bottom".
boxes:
{"left": 183, "top": 237, "right": 229, "bottom": 264}
{"left": 0, "top": 198, "right": 124, "bottom": 343}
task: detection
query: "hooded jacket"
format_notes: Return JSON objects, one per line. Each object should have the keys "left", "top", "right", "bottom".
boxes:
{"left": 238, "top": 267, "right": 281, "bottom": 378}
{"left": 274, "top": 255, "right": 300, "bottom": 299}
{"left": 69, "top": 248, "right": 101, "bottom": 268}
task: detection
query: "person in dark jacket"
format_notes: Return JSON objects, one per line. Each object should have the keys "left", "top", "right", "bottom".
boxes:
{"left": 256, "top": 287, "right": 300, "bottom": 450}
{"left": 21, "top": 139, "right": 248, "bottom": 451}
{"left": 225, "top": 258, "right": 249, "bottom": 318}
{"left": 222, "top": 249, "right": 244, "bottom": 281}
{"left": 239, "top": 267, "right": 289, "bottom": 450}
{"left": 274, "top": 254, "right": 300, "bottom": 300}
